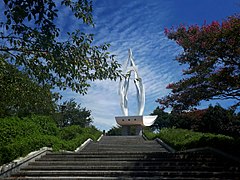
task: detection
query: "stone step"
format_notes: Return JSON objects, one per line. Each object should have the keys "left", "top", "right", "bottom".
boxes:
{"left": 82, "top": 146, "right": 164, "bottom": 150}
{"left": 4, "top": 176, "right": 225, "bottom": 180}
{"left": 4, "top": 136, "right": 240, "bottom": 179}
{"left": 89, "top": 142, "right": 161, "bottom": 145}
{"left": 27, "top": 161, "right": 222, "bottom": 167}
{"left": 42, "top": 153, "right": 217, "bottom": 159}
{"left": 21, "top": 164, "right": 234, "bottom": 171}
{"left": 36, "top": 156, "right": 219, "bottom": 162}
{"left": 46, "top": 151, "right": 217, "bottom": 157}
{"left": 83, "top": 142, "right": 163, "bottom": 146}
{"left": 37, "top": 152, "right": 220, "bottom": 162}
{"left": 43, "top": 153, "right": 152, "bottom": 157}
{"left": 98, "top": 141, "right": 157, "bottom": 144}
{"left": 13, "top": 170, "right": 240, "bottom": 178}
{"left": 81, "top": 148, "right": 167, "bottom": 152}
{"left": 5, "top": 175, "right": 227, "bottom": 180}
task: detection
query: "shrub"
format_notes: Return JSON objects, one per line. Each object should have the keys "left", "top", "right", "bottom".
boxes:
{"left": 145, "top": 128, "right": 236, "bottom": 151}
{"left": 26, "top": 115, "right": 59, "bottom": 136}
{"left": 143, "top": 128, "right": 157, "bottom": 139}
{"left": 0, "top": 134, "right": 62, "bottom": 164}
{"left": 0, "top": 116, "right": 101, "bottom": 165}
{"left": 0, "top": 116, "right": 40, "bottom": 147}
{"left": 60, "top": 125, "right": 83, "bottom": 140}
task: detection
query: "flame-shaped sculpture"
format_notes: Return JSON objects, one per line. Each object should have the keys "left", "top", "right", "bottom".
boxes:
{"left": 116, "top": 49, "right": 157, "bottom": 128}
{"left": 119, "top": 49, "right": 145, "bottom": 116}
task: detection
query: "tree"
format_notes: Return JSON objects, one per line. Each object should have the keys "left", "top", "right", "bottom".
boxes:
{"left": 150, "top": 107, "right": 173, "bottom": 130}
{"left": 107, "top": 126, "right": 122, "bottom": 136}
{"left": 0, "top": 56, "right": 57, "bottom": 117}
{"left": 157, "top": 14, "right": 240, "bottom": 111}
{"left": 150, "top": 107, "right": 191, "bottom": 130}
{"left": 55, "top": 99, "right": 92, "bottom": 128}
{"left": 0, "top": 0, "right": 120, "bottom": 94}
{"left": 177, "top": 104, "right": 240, "bottom": 137}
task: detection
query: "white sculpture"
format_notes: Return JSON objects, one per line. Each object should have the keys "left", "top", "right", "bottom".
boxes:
{"left": 116, "top": 49, "right": 157, "bottom": 130}
{"left": 119, "top": 49, "right": 145, "bottom": 116}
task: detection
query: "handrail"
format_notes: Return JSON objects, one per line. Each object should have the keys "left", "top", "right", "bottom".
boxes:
{"left": 155, "top": 138, "right": 176, "bottom": 153}
{"left": 0, "top": 134, "right": 103, "bottom": 178}
{"left": 179, "top": 147, "right": 240, "bottom": 164}
{"left": 0, "top": 147, "right": 52, "bottom": 178}
{"left": 74, "top": 138, "right": 93, "bottom": 152}
{"left": 142, "top": 134, "right": 176, "bottom": 152}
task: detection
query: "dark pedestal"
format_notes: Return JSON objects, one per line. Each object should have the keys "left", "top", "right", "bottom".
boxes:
{"left": 121, "top": 125, "right": 143, "bottom": 136}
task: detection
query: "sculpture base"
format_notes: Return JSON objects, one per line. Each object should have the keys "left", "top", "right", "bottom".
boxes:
{"left": 115, "top": 115, "right": 157, "bottom": 127}
{"left": 115, "top": 115, "right": 157, "bottom": 136}
{"left": 121, "top": 125, "right": 143, "bottom": 136}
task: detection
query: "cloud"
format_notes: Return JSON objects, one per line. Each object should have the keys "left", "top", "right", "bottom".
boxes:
{"left": 58, "top": 0, "right": 184, "bottom": 130}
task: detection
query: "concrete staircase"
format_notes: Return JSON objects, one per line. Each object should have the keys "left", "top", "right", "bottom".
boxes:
{"left": 3, "top": 136, "right": 240, "bottom": 179}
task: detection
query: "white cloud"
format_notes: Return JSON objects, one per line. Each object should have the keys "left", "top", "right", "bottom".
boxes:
{"left": 58, "top": 0, "right": 184, "bottom": 131}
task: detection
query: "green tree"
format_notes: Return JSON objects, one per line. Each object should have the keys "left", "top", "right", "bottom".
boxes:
{"left": 198, "top": 104, "right": 240, "bottom": 136}
{"left": 150, "top": 107, "right": 172, "bottom": 130}
{"left": 55, "top": 99, "right": 92, "bottom": 128}
{"left": 157, "top": 14, "right": 240, "bottom": 111}
{"left": 174, "top": 104, "right": 240, "bottom": 137}
{"left": 107, "top": 126, "right": 122, "bottom": 136}
{"left": 0, "top": 57, "right": 57, "bottom": 117}
{"left": 150, "top": 107, "right": 191, "bottom": 130}
{"left": 0, "top": 0, "right": 120, "bottom": 94}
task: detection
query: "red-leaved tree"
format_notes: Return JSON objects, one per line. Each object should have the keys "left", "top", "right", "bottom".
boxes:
{"left": 157, "top": 14, "right": 240, "bottom": 112}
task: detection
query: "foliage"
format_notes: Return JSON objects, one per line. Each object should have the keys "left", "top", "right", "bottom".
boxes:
{"left": 150, "top": 106, "right": 177, "bottom": 130}
{"left": 107, "top": 126, "right": 122, "bottom": 136}
{"left": 178, "top": 104, "right": 240, "bottom": 137}
{"left": 0, "top": 134, "right": 61, "bottom": 164}
{"left": 0, "top": 0, "right": 120, "bottom": 94}
{"left": 107, "top": 125, "right": 139, "bottom": 136}
{"left": 150, "top": 105, "right": 240, "bottom": 138}
{"left": 145, "top": 128, "right": 236, "bottom": 151}
{"left": 143, "top": 128, "right": 156, "bottom": 139}
{"left": 27, "top": 115, "right": 59, "bottom": 136}
{"left": 60, "top": 125, "right": 83, "bottom": 140}
{"left": 150, "top": 106, "right": 194, "bottom": 130}
{"left": 54, "top": 98, "right": 92, "bottom": 128}
{"left": 0, "top": 60, "right": 57, "bottom": 117}
{"left": 0, "top": 115, "right": 101, "bottom": 165}
{"left": 158, "top": 14, "right": 240, "bottom": 111}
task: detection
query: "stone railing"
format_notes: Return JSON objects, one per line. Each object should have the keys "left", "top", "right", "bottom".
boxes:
{"left": 0, "top": 147, "right": 52, "bottom": 178}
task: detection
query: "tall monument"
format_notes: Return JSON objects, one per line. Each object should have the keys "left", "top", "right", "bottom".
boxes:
{"left": 115, "top": 49, "right": 157, "bottom": 135}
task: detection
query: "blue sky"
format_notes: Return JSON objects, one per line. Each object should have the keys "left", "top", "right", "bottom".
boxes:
{"left": 0, "top": 0, "right": 238, "bottom": 131}
{"left": 1, "top": 0, "right": 237, "bottom": 130}
{"left": 57, "top": 0, "right": 239, "bottom": 131}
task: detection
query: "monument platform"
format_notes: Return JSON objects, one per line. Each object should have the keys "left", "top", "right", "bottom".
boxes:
{"left": 115, "top": 115, "right": 157, "bottom": 127}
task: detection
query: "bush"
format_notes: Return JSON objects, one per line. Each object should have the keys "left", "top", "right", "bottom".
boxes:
{"left": 143, "top": 128, "right": 157, "bottom": 139}
{"left": 0, "top": 116, "right": 101, "bottom": 165}
{"left": 145, "top": 128, "right": 236, "bottom": 151}
{"left": 0, "top": 134, "right": 62, "bottom": 164}
{"left": 26, "top": 115, "right": 59, "bottom": 136}
{"left": 0, "top": 117, "right": 40, "bottom": 147}
{"left": 60, "top": 125, "right": 83, "bottom": 140}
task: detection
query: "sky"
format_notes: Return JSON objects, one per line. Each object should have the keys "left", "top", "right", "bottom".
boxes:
{"left": 57, "top": 0, "right": 239, "bottom": 131}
